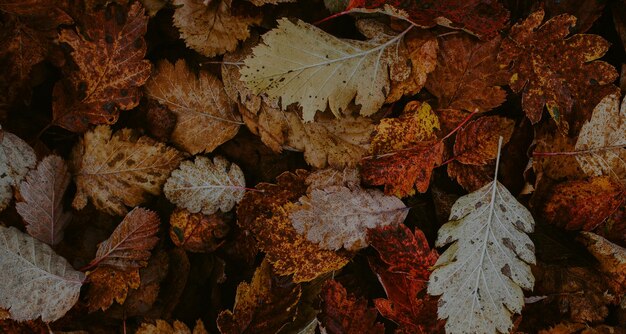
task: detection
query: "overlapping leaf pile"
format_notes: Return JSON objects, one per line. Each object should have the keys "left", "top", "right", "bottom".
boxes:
{"left": 1, "top": 0, "right": 626, "bottom": 333}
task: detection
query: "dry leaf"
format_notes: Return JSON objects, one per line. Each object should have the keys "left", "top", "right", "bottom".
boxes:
{"left": 290, "top": 185, "right": 408, "bottom": 251}
{"left": 137, "top": 319, "right": 208, "bottom": 334}
{"left": 53, "top": 2, "right": 152, "bottom": 132}
{"left": 247, "top": 0, "right": 295, "bottom": 5}
{"left": 169, "top": 208, "right": 230, "bottom": 253}
{"left": 145, "top": 59, "right": 241, "bottom": 154}
{"left": 89, "top": 207, "right": 160, "bottom": 270}
{"left": 539, "top": 322, "right": 622, "bottom": 334}
{"left": 164, "top": 156, "right": 245, "bottom": 215}
{"left": 172, "top": 0, "right": 261, "bottom": 57}
{"left": 0, "top": 127, "right": 36, "bottom": 211}
{"left": 85, "top": 266, "right": 140, "bottom": 312}
{"left": 16, "top": 155, "right": 71, "bottom": 246}
{"left": 447, "top": 160, "right": 495, "bottom": 192}
{"left": 71, "top": 126, "right": 183, "bottom": 216}
{"left": 0, "top": 226, "right": 84, "bottom": 322}
{"left": 579, "top": 232, "right": 626, "bottom": 296}
{"left": 216, "top": 259, "right": 302, "bottom": 334}
{"left": 453, "top": 116, "right": 515, "bottom": 165}
{"left": 241, "top": 18, "right": 409, "bottom": 121}
{"left": 575, "top": 93, "right": 626, "bottom": 185}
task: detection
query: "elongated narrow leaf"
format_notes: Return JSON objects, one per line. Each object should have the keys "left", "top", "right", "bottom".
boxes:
{"left": 0, "top": 226, "right": 84, "bottom": 322}
{"left": 16, "top": 155, "right": 71, "bottom": 246}
{"left": 92, "top": 207, "right": 160, "bottom": 270}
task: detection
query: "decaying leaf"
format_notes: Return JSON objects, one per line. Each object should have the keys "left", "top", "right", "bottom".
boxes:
{"left": 575, "top": 93, "right": 626, "bottom": 185}
{"left": 579, "top": 232, "right": 626, "bottom": 296}
{"left": 0, "top": 127, "right": 36, "bottom": 211}
{"left": 453, "top": 116, "right": 515, "bottom": 165}
{"left": 498, "top": 9, "right": 617, "bottom": 132}
{"left": 16, "top": 155, "right": 71, "bottom": 246}
{"left": 532, "top": 122, "right": 586, "bottom": 183}
{"left": 318, "top": 280, "right": 385, "bottom": 334}
{"left": 426, "top": 35, "right": 508, "bottom": 113}
{"left": 428, "top": 143, "right": 536, "bottom": 334}
{"left": 290, "top": 185, "right": 408, "bottom": 251}
{"left": 137, "top": 319, "right": 208, "bottom": 334}
{"left": 145, "top": 59, "right": 241, "bottom": 154}
{"left": 237, "top": 170, "right": 350, "bottom": 282}
{"left": 539, "top": 322, "right": 621, "bottom": 334}
{"left": 0, "top": 226, "right": 84, "bottom": 322}
{"left": 217, "top": 259, "right": 302, "bottom": 334}
{"left": 447, "top": 160, "right": 495, "bottom": 192}
{"left": 540, "top": 177, "right": 623, "bottom": 231}
{"left": 169, "top": 208, "right": 230, "bottom": 253}
{"left": 346, "top": 0, "right": 509, "bottom": 39}
{"left": 89, "top": 207, "right": 160, "bottom": 270}
{"left": 85, "top": 266, "right": 140, "bottom": 312}
{"left": 247, "top": 0, "right": 295, "bottom": 5}
{"left": 241, "top": 18, "right": 409, "bottom": 121}
{"left": 53, "top": 2, "right": 152, "bottom": 132}
{"left": 172, "top": 0, "right": 261, "bottom": 57}
{"left": 164, "top": 156, "right": 245, "bottom": 215}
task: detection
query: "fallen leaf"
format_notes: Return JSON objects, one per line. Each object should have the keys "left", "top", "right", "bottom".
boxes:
{"left": 16, "top": 155, "right": 71, "bottom": 246}
{"left": 237, "top": 170, "right": 350, "bottom": 282}
{"left": 137, "top": 319, "right": 208, "bottom": 334}
{"left": 145, "top": 59, "right": 241, "bottom": 155}
{"left": 164, "top": 156, "right": 245, "bottom": 215}
{"left": 346, "top": 0, "right": 509, "bottom": 39}
{"left": 361, "top": 141, "right": 444, "bottom": 197}
{"left": 85, "top": 266, "right": 141, "bottom": 312}
{"left": 498, "top": 9, "right": 617, "bottom": 132}
{"left": 532, "top": 122, "right": 586, "bottom": 183}
{"left": 428, "top": 147, "right": 536, "bottom": 334}
{"left": 447, "top": 160, "right": 494, "bottom": 192}
{"left": 140, "top": 0, "right": 167, "bottom": 16}
{"left": 241, "top": 18, "right": 409, "bottom": 121}
{"left": 540, "top": 177, "right": 623, "bottom": 231}
{"left": 53, "top": 2, "right": 152, "bottom": 132}
{"left": 172, "top": 0, "right": 261, "bottom": 57}
{"left": 539, "top": 322, "right": 622, "bottom": 334}
{"left": 578, "top": 232, "right": 626, "bottom": 296}
{"left": 217, "top": 259, "right": 301, "bottom": 334}
{"left": 0, "top": 226, "right": 84, "bottom": 322}
{"left": 89, "top": 207, "right": 160, "bottom": 270}
{"left": 169, "top": 208, "right": 230, "bottom": 253}
{"left": 318, "top": 280, "right": 385, "bottom": 334}
{"left": 246, "top": 0, "right": 295, "bottom": 5}
{"left": 70, "top": 125, "right": 183, "bottom": 216}
{"left": 0, "top": 127, "right": 36, "bottom": 211}
{"left": 575, "top": 93, "right": 626, "bottom": 185}
{"left": 543, "top": 0, "right": 605, "bottom": 33}
{"left": 426, "top": 34, "right": 508, "bottom": 113}
{"left": 453, "top": 116, "right": 515, "bottom": 165}
{"left": 304, "top": 168, "right": 361, "bottom": 192}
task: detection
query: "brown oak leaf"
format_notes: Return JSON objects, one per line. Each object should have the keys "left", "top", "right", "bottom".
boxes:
{"left": 53, "top": 2, "right": 151, "bottom": 132}
{"left": 169, "top": 208, "right": 230, "bottom": 253}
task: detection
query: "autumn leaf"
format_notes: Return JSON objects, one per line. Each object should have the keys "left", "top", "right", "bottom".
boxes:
{"left": 137, "top": 319, "right": 208, "bottom": 334}
{"left": 575, "top": 93, "right": 626, "bottom": 185}
{"left": 0, "top": 126, "right": 36, "bottom": 211}
{"left": 237, "top": 170, "right": 350, "bottom": 282}
{"left": 247, "top": 0, "right": 295, "bottom": 5}
{"left": 531, "top": 122, "right": 586, "bottom": 183}
{"left": 169, "top": 208, "right": 230, "bottom": 253}
{"left": 453, "top": 116, "right": 515, "bottom": 165}
{"left": 318, "top": 280, "right": 385, "bottom": 334}
{"left": 539, "top": 177, "right": 623, "bottom": 231}
{"left": 241, "top": 18, "right": 410, "bottom": 121}
{"left": 71, "top": 126, "right": 183, "bottom": 216}
{"left": 0, "top": 226, "right": 84, "bottom": 322}
{"left": 53, "top": 2, "right": 152, "bottom": 132}
{"left": 498, "top": 9, "right": 617, "bottom": 132}
{"left": 145, "top": 59, "right": 241, "bottom": 155}
{"left": 217, "top": 259, "right": 301, "bottom": 334}
{"left": 16, "top": 155, "right": 71, "bottom": 246}
{"left": 346, "top": 0, "right": 509, "bottom": 39}
{"left": 428, "top": 139, "right": 536, "bottom": 334}
{"left": 164, "top": 156, "right": 245, "bottom": 215}
{"left": 85, "top": 266, "right": 140, "bottom": 312}
{"left": 578, "top": 232, "right": 626, "bottom": 296}
{"left": 426, "top": 35, "right": 508, "bottom": 113}
{"left": 447, "top": 161, "right": 495, "bottom": 192}
{"left": 173, "top": 0, "right": 261, "bottom": 57}
{"left": 86, "top": 207, "right": 160, "bottom": 271}
{"left": 539, "top": 322, "right": 621, "bottom": 334}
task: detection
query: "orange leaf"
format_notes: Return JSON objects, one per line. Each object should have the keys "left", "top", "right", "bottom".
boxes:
{"left": 169, "top": 208, "right": 230, "bottom": 253}
{"left": 85, "top": 266, "right": 140, "bottom": 312}
{"left": 453, "top": 116, "right": 514, "bottom": 165}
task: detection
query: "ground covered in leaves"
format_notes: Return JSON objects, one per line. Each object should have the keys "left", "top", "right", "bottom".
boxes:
{"left": 1, "top": 0, "right": 626, "bottom": 333}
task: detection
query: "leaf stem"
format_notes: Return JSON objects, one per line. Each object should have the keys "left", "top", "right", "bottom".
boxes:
{"left": 313, "top": 9, "right": 355, "bottom": 25}
{"left": 441, "top": 109, "right": 478, "bottom": 141}
{"left": 493, "top": 136, "right": 504, "bottom": 181}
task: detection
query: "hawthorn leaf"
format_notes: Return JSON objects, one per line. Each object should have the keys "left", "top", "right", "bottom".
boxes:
{"left": 290, "top": 185, "right": 408, "bottom": 251}
{"left": 16, "top": 155, "right": 71, "bottom": 246}
{"left": 169, "top": 208, "right": 230, "bottom": 253}
{"left": 71, "top": 126, "right": 184, "bottom": 216}
{"left": 318, "top": 280, "right": 385, "bottom": 334}
{"left": 137, "top": 319, "right": 208, "bottom": 334}
{"left": 85, "top": 266, "right": 141, "bottom": 312}
{"left": 448, "top": 161, "right": 494, "bottom": 192}
{"left": 53, "top": 2, "right": 152, "bottom": 132}
{"left": 0, "top": 226, "right": 84, "bottom": 322}
{"left": 578, "top": 232, "right": 626, "bottom": 296}
{"left": 453, "top": 116, "right": 515, "bottom": 165}
{"left": 575, "top": 93, "right": 626, "bottom": 185}
{"left": 145, "top": 59, "right": 241, "bottom": 155}
{"left": 240, "top": 18, "right": 410, "bottom": 122}
{"left": 0, "top": 127, "right": 36, "bottom": 211}
{"left": 173, "top": 0, "right": 261, "bottom": 57}
{"left": 164, "top": 156, "right": 245, "bottom": 215}
{"left": 428, "top": 139, "right": 536, "bottom": 334}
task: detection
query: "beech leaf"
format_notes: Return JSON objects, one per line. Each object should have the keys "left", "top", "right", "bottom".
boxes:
{"left": 16, "top": 155, "right": 71, "bottom": 246}
{"left": 164, "top": 156, "right": 245, "bottom": 215}
{"left": 0, "top": 127, "right": 36, "bottom": 211}
{"left": 0, "top": 226, "right": 84, "bottom": 322}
